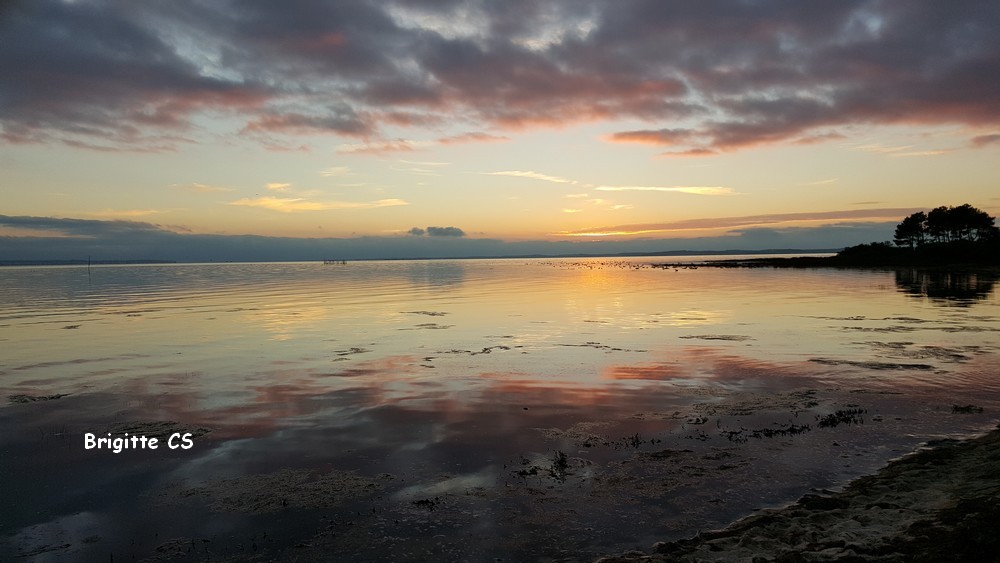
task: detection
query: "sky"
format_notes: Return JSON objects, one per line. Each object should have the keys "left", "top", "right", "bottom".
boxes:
{"left": 2, "top": 0, "right": 999, "bottom": 261}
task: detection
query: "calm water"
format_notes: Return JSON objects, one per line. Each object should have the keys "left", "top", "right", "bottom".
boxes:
{"left": 2, "top": 258, "right": 999, "bottom": 561}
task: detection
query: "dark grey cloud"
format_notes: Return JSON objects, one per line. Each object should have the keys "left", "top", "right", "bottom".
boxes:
{"left": 0, "top": 1, "right": 270, "bottom": 150}
{"left": 607, "top": 0, "right": 1000, "bottom": 151}
{"left": 2, "top": 215, "right": 892, "bottom": 263}
{"left": 406, "top": 226, "right": 466, "bottom": 237}
{"left": 426, "top": 226, "right": 465, "bottom": 237}
{"left": 0, "top": 215, "right": 169, "bottom": 237}
{"left": 2, "top": 1, "right": 998, "bottom": 152}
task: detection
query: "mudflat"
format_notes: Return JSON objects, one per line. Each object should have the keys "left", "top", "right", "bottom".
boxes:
{"left": 600, "top": 425, "right": 1000, "bottom": 562}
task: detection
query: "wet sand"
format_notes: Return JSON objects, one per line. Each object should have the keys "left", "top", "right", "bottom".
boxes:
{"left": 600, "top": 424, "right": 1000, "bottom": 562}
{"left": 5, "top": 382, "right": 1000, "bottom": 561}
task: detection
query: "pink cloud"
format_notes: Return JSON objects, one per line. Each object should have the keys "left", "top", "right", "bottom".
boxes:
{"left": 2, "top": 1, "right": 998, "bottom": 155}
{"left": 658, "top": 148, "right": 718, "bottom": 157}
{"left": 971, "top": 134, "right": 1000, "bottom": 147}
{"left": 555, "top": 208, "right": 922, "bottom": 237}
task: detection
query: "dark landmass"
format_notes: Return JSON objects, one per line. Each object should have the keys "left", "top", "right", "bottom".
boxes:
{"left": 675, "top": 240, "right": 1000, "bottom": 270}
{"left": 650, "top": 240, "right": 999, "bottom": 305}
{"left": 664, "top": 201, "right": 998, "bottom": 270}
{"left": 600, "top": 424, "right": 1000, "bottom": 562}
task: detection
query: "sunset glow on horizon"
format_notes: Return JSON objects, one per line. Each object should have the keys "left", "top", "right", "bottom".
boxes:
{"left": 2, "top": 1, "right": 998, "bottom": 260}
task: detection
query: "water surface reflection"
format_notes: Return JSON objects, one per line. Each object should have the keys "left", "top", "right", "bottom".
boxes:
{"left": 1, "top": 259, "right": 998, "bottom": 560}
{"left": 895, "top": 269, "right": 998, "bottom": 305}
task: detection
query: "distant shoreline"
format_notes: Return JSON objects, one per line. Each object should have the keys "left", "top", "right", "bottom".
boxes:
{"left": 0, "top": 250, "right": 839, "bottom": 266}
{"left": 672, "top": 256, "right": 1000, "bottom": 272}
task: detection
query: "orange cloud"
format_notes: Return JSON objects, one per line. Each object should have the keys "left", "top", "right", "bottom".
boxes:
{"left": 606, "top": 128, "right": 696, "bottom": 146}
{"left": 228, "top": 197, "right": 408, "bottom": 213}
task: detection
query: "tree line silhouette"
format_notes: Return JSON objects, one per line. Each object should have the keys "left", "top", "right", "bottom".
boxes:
{"left": 714, "top": 203, "right": 1000, "bottom": 274}
{"left": 893, "top": 204, "right": 998, "bottom": 249}
{"left": 829, "top": 203, "right": 999, "bottom": 266}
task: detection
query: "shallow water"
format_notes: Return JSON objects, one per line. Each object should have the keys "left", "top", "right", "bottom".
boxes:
{"left": 1, "top": 258, "right": 998, "bottom": 560}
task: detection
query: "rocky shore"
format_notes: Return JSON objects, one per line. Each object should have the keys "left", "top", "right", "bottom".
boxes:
{"left": 599, "top": 425, "right": 1000, "bottom": 562}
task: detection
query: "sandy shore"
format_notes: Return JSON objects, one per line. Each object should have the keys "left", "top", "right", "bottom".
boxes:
{"left": 599, "top": 424, "right": 1000, "bottom": 562}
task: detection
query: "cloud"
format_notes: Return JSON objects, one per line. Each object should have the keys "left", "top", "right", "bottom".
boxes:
{"left": 485, "top": 170, "right": 576, "bottom": 184}
{"left": 562, "top": 209, "right": 583, "bottom": 213}
{"left": 607, "top": 128, "right": 697, "bottom": 146}
{"left": 241, "top": 108, "right": 373, "bottom": 137}
{"left": 596, "top": 186, "right": 736, "bottom": 196}
{"left": 265, "top": 183, "right": 292, "bottom": 192}
{"left": 0, "top": 215, "right": 897, "bottom": 263}
{"left": 889, "top": 149, "right": 951, "bottom": 157}
{"left": 854, "top": 144, "right": 913, "bottom": 154}
{"left": 398, "top": 159, "right": 449, "bottom": 167}
{"left": 403, "top": 226, "right": 466, "bottom": 237}
{"left": 485, "top": 172, "right": 733, "bottom": 197}
{"left": 393, "top": 160, "right": 446, "bottom": 176}
{"left": 320, "top": 167, "right": 352, "bottom": 177}
{"left": 437, "top": 132, "right": 510, "bottom": 144}
{"left": 657, "top": 148, "right": 718, "bottom": 158}
{"left": 971, "top": 134, "right": 1000, "bottom": 147}
{"left": 83, "top": 209, "right": 163, "bottom": 218}
{"left": 335, "top": 139, "right": 432, "bottom": 154}
{"left": 851, "top": 144, "right": 951, "bottom": 158}
{"left": 228, "top": 197, "right": 408, "bottom": 213}
{"left": 555, "top": 208, "right": 921, "bottom": 237}
{"left": 793, "top": 131, "right": 847, "bottom": 145}
{"left": 801, "top": 178, "right": 838, "bottom": 186}
{"left": 172, "top": 183, "right": 236, "bottom": 193}
{"left": 425, "top": 226, "right": 465, "bottom": 237}
{"left": 0, "top": 214, "right": 173, "bottom": 238}
{"left": 0, "top": 1, "right": 270, "bottom": 151}
{"left": 2, "top": 1, "right": 999, "bottom": 154}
